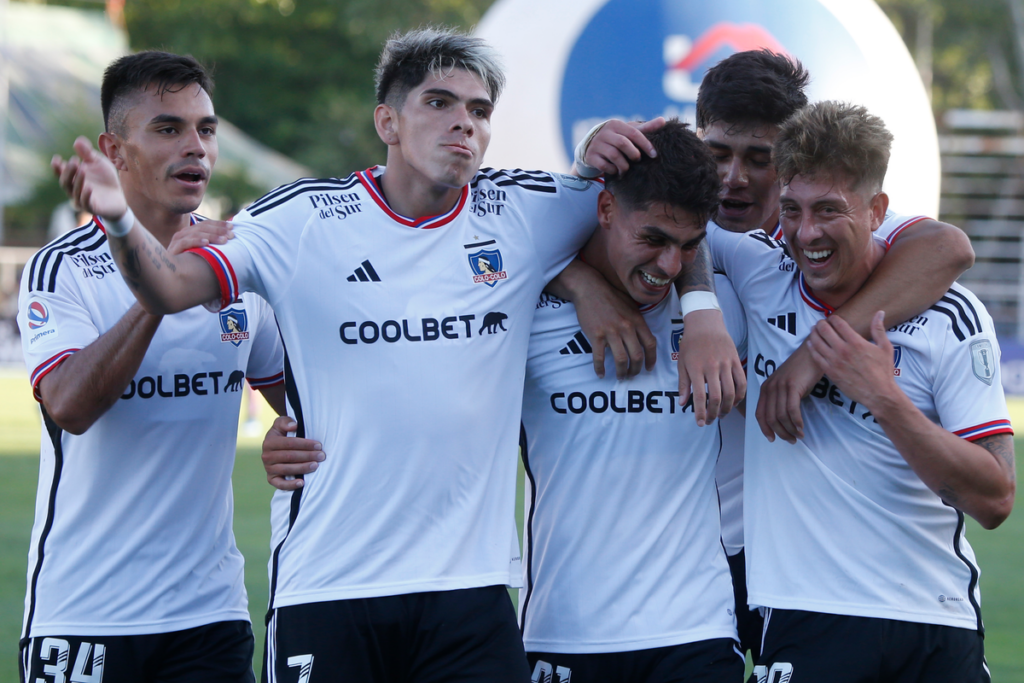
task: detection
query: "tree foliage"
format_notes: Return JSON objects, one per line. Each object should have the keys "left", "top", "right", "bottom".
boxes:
{"left": 878, "top": 0, "right": 1024, "bottom": 112}
{"left": 123, "top": 0, "right": 495, "bottom": 177}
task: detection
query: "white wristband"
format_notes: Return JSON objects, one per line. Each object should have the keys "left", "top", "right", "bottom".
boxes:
{"left": 103, "top": 206, "right": 135, "bottom": 238}
{"left": 680, "top": 291, "right": 721, "bottom": 318}
{"left": 573, "top": 120, "right": 609, "bottom": 179}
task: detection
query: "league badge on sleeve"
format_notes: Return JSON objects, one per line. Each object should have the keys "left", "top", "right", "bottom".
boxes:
{"left": 27, "top": 300, "right": 50, "bottom": 329}
{"left": 970, "top": 339, "right": 995, "bottom": 385}
{"left": 892, "top": 345, "right": 902, "bottom": 377}
{"left": 468, "top": 248, "right": 507, "bottom": 287}
{"left": 219, "top": 306, "right": 250, "bottom": 346}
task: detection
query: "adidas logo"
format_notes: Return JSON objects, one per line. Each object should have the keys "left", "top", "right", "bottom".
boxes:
{"left": 559, "top": 331, "right": 592, "bottom": 355}
{"left": 347, "top": 260, "right": 381, "bottom": 282}
{"left": 767, "top": 312, "right": 797, "bottom": 335}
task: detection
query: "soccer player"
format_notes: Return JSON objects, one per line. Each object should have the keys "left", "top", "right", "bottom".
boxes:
{"left": 263, "top": 121, "right": 747, "bottom": 683}
{"left": 50, "top": 29, "right": 738, "bottom": 682}
{"left": 18, "top": 52, "right": 286, "bottom": 682}
{"left": 709, "top": 101, "right": 1015, "bottom": 682}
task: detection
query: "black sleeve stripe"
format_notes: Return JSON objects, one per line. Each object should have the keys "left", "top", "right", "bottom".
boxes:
{"left": 249, "top": 181, "right": 361, "bottom": 217}
{"left": 28, "top": 223, "right": 98, "bottom": 292}
{"left": 938, "top": 295, "right": 977, "bottom": 336}
{"left": 944, "top": 288, "right": 982, "bottom": 333}
{"left": 29, "top": 226, "right": 107, "bottom": 294}
{"left": 472, "top": 168, "right": 558, "bottom": 193}
{"left": 929, "top": 303, "right": 966, "bottom": 341}
{"left": 246, "top": 175, "right": 359, "bottom": 215}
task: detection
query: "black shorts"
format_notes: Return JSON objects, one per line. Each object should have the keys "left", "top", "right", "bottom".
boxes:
{"left": 263, "top": 585, "right": 530, "bottom": 683}
{"left": 753, "top": 608, "right": 989, "bottom": 683}
{"left": 526, "top": 638, "right": 744, "bottom": 683}
{"left": 726, "top": 548, "right": 764, "bottom": 659}
{"left": 20, "top": 620, "right": 255, "bottom": 683}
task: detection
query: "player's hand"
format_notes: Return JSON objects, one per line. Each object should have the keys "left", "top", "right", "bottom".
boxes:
{"left": 167, "top": 220, "right": 235, "bottom": 255}
{"left": 677, "top": 309, "right": 745, "bottom": 426}
{"left": 262, "top": 415, "right": 325, "bottom": 491}
{"left": 806, "top": 311, "right": 897, "bottom": 409}
{"left": 575, "top": 276, "right": 657, "bottom": 380}
{"left": 52, "top": 137, "right": 127, "bottom": 221}
{"left": 581, "top": 118, "right": 666, "bottom": 176}
{"left": 755, "top": 339, "right": 822, "bottom": 444}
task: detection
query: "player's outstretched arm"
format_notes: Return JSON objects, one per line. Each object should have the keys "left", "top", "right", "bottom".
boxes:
{"left": 35, "top": 224, "right": 229, "bottom": 435}
{"left": 676, "top": 240, "right": 746, "bottom": 426}
{"left": 53, "top": 137, "right": 221, "bottom": 315}
{"left": 757, "top": 218, "right": 975, "bottom": 443}
{"left": 809, "top": 313, "right": 1015, "bottom": 529}
{"left": 262, "top": 416, "right": 325, "bottom": 491}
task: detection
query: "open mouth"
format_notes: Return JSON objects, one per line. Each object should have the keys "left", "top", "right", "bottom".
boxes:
{"left": 803, "top": 248, "right": 834, "bottom": 264}
{"left": 640, "top": 270, "right": 670, "bottom": 288}
{"left": 720, "top": 198, "right": 752, "bottom": 211}
{"left": 175, "top": 172, "right": 203, "bottom": 183}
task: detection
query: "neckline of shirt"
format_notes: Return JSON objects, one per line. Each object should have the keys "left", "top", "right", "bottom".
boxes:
{"left": 357, "top": 166, "right": 469, "bottom": 230}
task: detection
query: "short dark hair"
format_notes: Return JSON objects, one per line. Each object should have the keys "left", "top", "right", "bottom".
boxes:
{"left": 374, "top": 27, "right": 504, "bottom": 108}
{"left": 696, "top": 50, "right": 809, "bottom": 131}
{"left": 605, "top": 119, "right": 721, "bottom": 227}
{"left": 101, "top": 51, "right": 214, "bottom": 136}
{"left": 774, "top": 101, "right": 893, "bottom": 193}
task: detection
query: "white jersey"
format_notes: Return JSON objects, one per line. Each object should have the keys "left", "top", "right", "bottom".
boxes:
{"left": 709, "top": 222, "right": 1012, "bottom": 630}
{"left": 713, "top": 210, "right": 928, "bottom": 556}
{"left": 17, "top": 217, "right": 284, "bottom": 638}
{"left": 191, "top": 167, "right": 600, "bottom": 607}
{"left": 519, "top": 289, "right": 745, "bottom": 653}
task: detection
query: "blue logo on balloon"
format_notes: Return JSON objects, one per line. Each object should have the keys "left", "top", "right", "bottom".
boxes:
{"left": 558, "top": 0, "right": 868, "bottom": 159}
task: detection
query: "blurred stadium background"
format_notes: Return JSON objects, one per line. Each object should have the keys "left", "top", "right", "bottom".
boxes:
{"left": 0, "top": 0, "right": 1022, "bottom": 681}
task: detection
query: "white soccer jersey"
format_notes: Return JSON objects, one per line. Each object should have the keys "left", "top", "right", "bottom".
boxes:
{"left": 191, "top": 167, "right": 600, "bottom": 607}
{"left": 518, "top": 288, "right": 745, "bottom": 653}
{"left": 709, "top": 222, "right": 1012, "bottom": 630}
{"left": 17, "top": 217, "right": 284, "bottom": 638}
{"left": 713, "top": 210, "right": 928, "bottom": 556}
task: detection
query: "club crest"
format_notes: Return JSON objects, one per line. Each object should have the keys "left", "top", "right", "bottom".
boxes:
{"left": 468, "top": 248, "right": 507, "bottom": 286}
{"left": 670, "top": 326, "right": 684, "bottom": 361}
{"left": 219, "top": 306, "right": 250, "bottom": 346}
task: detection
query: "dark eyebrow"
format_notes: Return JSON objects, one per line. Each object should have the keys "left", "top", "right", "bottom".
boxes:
{"left": 421, "top": 88, "right": 494, "bottom": 109}
{"left": 147, "top": 114, "right": 219, "bottom": 126}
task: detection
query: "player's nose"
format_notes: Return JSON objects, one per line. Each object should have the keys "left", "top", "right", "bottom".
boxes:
{"left": 181, "top": 128, "right": 207, "bottom": 157}
{"left": 722, "top": 158, "right": 747, "bottom": 187}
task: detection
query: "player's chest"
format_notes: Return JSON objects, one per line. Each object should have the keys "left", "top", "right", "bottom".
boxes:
{"left": 292, "top": 212, "right": 542, "bottom": 312}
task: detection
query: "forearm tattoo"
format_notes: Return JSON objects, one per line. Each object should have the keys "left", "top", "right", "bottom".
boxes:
{"left": 675, "top": 239, "right": 716, "bottom": 294}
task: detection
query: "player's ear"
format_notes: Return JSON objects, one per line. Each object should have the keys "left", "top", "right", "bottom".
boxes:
{"left": 868, "top": 190, "right": 888, "bottom": 232}
{"left": 374, "top": 104, "right": 399, "bottom": 146}
{"left": 597, "top": 189, "right": 616, "bottom": 231}
{"left": 98, "top": 132, "right": 127, "bottom": 172}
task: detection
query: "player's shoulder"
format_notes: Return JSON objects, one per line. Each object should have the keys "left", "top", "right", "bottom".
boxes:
{"left": 22, "top": 219, "right": 109, "bottom": 295}
{"left": 242, "top": 172, "right": 363, "bottom": 219}
{"left": 903, "top": 283, "right": 992, "bottom": 346}
{"left": 472, "top": 168, "right": 598, "bottom": 198}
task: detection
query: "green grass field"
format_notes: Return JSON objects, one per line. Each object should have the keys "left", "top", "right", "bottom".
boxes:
{"left": 0, "top": 371, "right": 1022, "bottom": 681}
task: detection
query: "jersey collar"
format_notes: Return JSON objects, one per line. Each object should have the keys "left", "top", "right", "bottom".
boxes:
{"left": 797, "top": 273, "right": 835, "bottom": 316}
{"left": 357, "top": 166, "right": 468, "bottom": 230}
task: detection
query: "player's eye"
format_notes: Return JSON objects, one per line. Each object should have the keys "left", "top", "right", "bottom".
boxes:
{"left": 427, "top": 99, "right": 446, "bottom": 109}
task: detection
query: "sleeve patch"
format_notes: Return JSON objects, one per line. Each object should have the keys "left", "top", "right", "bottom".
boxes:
{"left": 970, "top": 339, "right": 996, "bottom": 385}
{"left": 24, "top": 298, "right": 59, "bottom": 346}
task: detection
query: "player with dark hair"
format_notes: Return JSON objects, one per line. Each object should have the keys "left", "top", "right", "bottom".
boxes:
{"left": 18, "top": 50, "right": 286, "bottom": 682}
{"left": 520, "top": 120, "right": 746, "bottom": 682}
{"left": 51, "top": 27, "right": 738, "bottom": 683}
{"left": 710, "top": 100, "right": 1014, "bottom": 683}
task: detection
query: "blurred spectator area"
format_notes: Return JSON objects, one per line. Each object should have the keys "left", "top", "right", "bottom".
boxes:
{"left": 0, "top": 2, "right": 311, "bottom": 365}
{"left": 941, "top": 109, "right": 1024, "bottom": 340}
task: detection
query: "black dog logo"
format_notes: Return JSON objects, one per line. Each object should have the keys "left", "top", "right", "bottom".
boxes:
{"left": 225, "top": 370, "right": 245, "bottom": 391}
{"left": 479, "top": 311, "right": 508, "bottom": 334}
